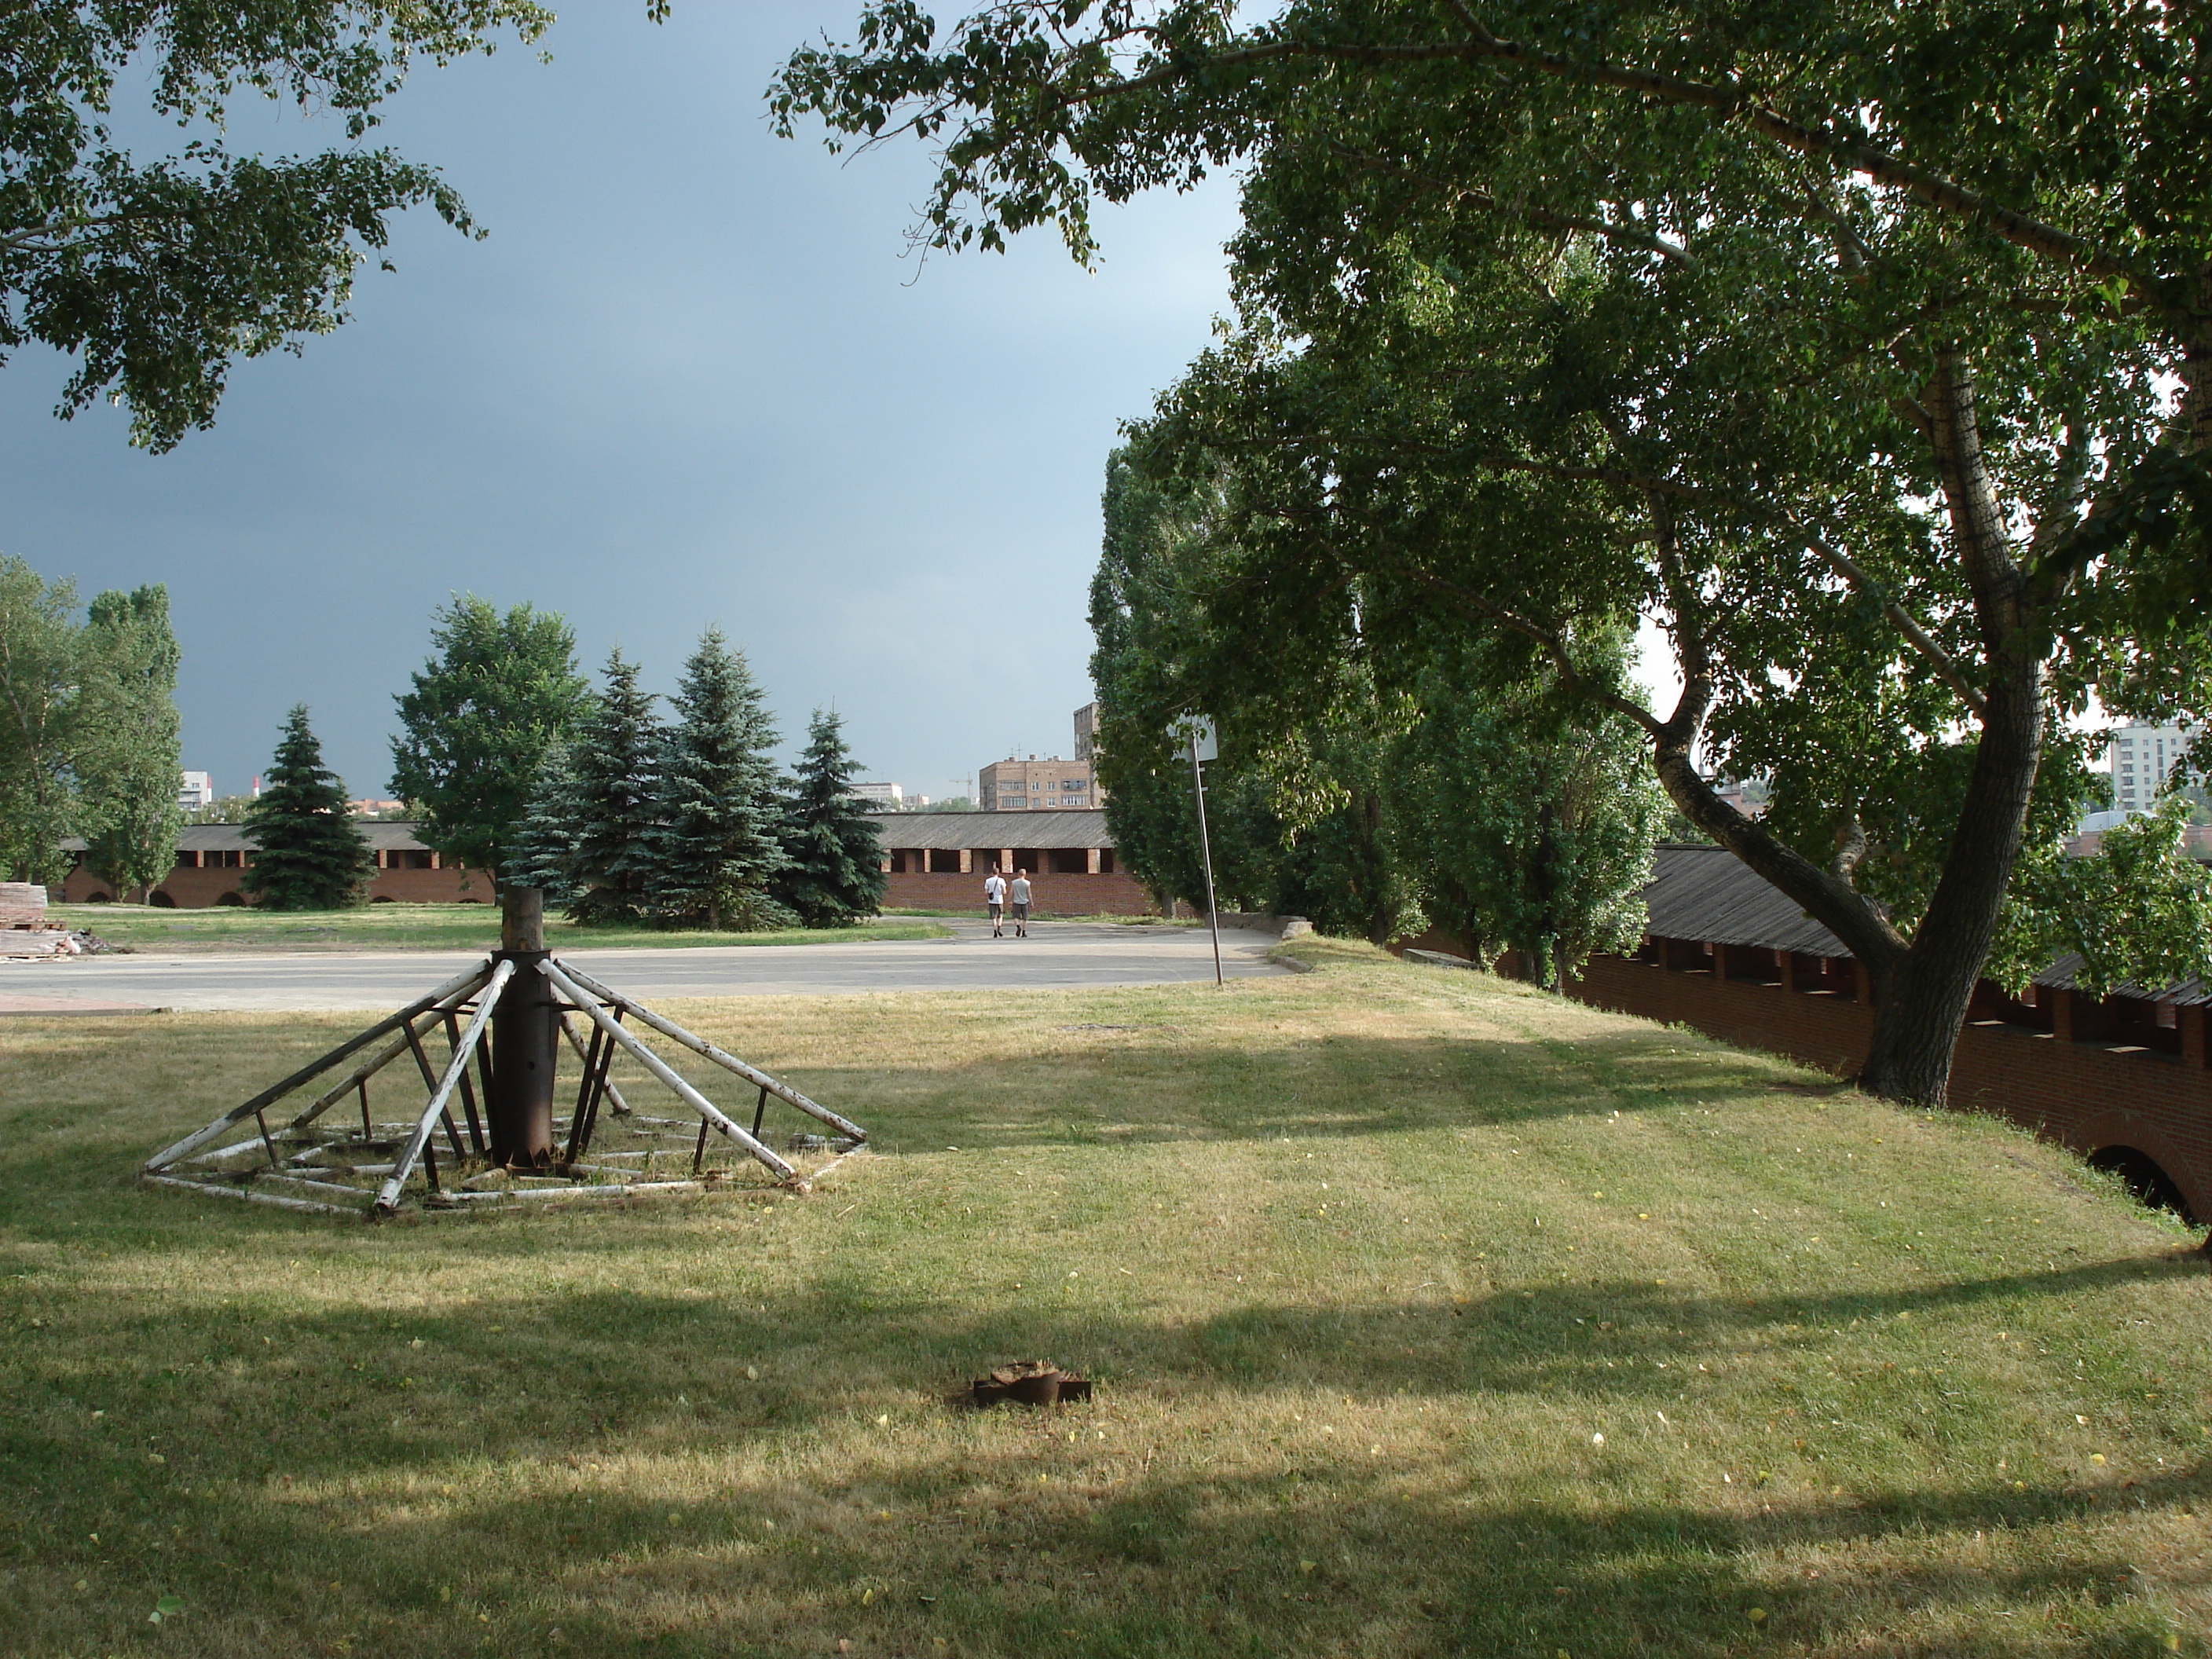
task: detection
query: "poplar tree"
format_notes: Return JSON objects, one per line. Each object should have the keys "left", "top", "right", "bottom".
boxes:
{"left": 0, "top": 558, "right": 82, "bottom": 885}
{"left": 775, "top": 709, "right": 886, "bottom": 927}
{"left": 76, "top": 584, "right": 184, "bottom": 901}
{"left": 565, "top": 650, "right": 661, "bottom": 926}
{"left": 6, "top": 3, "right": 562, "bottom": 451}
{"left": 650, "top": 629, "right": 787, "bottom": 930}
{"left": 241, "top": 705, "right": 374, "bottom": 909}
{"left": 778, "top": 2, "right": 2212, "bottom": 1104}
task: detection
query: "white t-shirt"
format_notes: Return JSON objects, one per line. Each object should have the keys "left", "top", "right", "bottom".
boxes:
{"left": 984, "top": 874, "right": 1006, "bottom": 903}
{"left": 1009, "top": 877, "right": 1031, "bottom": 904}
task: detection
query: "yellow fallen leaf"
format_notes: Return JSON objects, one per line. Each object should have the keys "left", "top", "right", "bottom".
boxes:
{"left": 1749, "top": 1607, "right": 1768, "bottom": 1624}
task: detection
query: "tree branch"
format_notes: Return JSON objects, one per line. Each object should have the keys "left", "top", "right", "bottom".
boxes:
{"left": 1792, "top": 526, "right": 1989, "bottom": 717}
{"left": 1054, "top": 21, "right": 2146, "bottom": 302}
{"left": 1332, "top": 141, "right": 1697, "bottom": 265}
{"left": 1401, "top": 569, "right": 1667, "bottom": 738}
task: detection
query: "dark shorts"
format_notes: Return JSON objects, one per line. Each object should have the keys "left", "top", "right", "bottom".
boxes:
{"left": 988, "top": 902, "right": 1004, "bottom": 920}
{"left": 1012, "top": 902, "right": 1030, "bottom": 921}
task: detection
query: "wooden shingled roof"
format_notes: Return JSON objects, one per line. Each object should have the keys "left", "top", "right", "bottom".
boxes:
{"left": 63, "top": 821, "right": 436, "bottom": 854}
{"left": 1644, "top": 841, "right": 2210, "bottom": 1005}
{"left": 872, "top": 809, "right": 1115, "bottom": 851}
{"left": 1641, "top": 843, "right": 1848, "bottom": 956}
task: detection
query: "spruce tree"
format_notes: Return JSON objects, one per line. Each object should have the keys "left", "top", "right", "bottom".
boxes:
{"left": 775, "top": 709, "right": 887, "bottom": 927}
{"left": 241, "top": 705, "right": 374, "bottom": 910}
{"left": 566, "top": 651, "right": 661, "bottom": 925}
{"left": 507, "top": 740, "right": 583, "bottom": 906}
{"left": 650, "top": 628, "right": 789, "bottom": 930}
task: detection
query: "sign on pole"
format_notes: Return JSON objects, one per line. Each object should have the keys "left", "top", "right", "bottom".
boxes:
{"left": 1168, "top": 714, "right": 1218, "bottom": 764}
{"left": 1167, "top": 714, "right": 1224, "bottom": 984}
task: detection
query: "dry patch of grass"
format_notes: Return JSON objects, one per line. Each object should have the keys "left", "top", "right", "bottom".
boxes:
{"left": 46, "top": 903, "right": 950, "bottom": 955}
{"left": 1, "top": 939, "right": 2207, "bottom": 1657}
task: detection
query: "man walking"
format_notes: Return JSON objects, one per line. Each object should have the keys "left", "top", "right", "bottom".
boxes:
{"left": 1008, "top": 868, "right": 1032, "bottom": 938}
{"left": 984, "top": 866, "right": 1007, "bottom": 938}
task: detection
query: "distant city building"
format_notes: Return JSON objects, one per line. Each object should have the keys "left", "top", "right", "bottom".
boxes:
{"left": 1712, "top": 777, "right": 1767, "bottom": 817}
{"left": 178, "top": 771, "right": 214, "bottom": 811}
{"left": 978, "top": 754, "right": 1094, "bottom": 811}
{"left": 349, "top": 798, "right": 406, "bottom": 816}
{"left": 852, "top": 782, "right": 903, "bottom": 807}
{"left": 976, "top": 704, "right": 1109, "bottom": 810}
{"left": 2109, "top": 723, "right": 2200, "bottom": 815}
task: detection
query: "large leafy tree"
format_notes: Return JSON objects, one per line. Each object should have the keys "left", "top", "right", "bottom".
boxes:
{"left": 242, "top": 705, "right": 373, "bottom": 909}
{"left": 648, "top": 628, "right": 786, "bottom": 930}
{"left": 1, "top": 2, "right": 586, "bottom": 450}
{"left": 778, "top": 1, "right": 2212, "bottom": 1104}
{"left": 1390, "top": 657, "right": 1664, "bottom": 985}
{"left": 775, "top": 709, "right": 888, "bottom": 928}
{"left": 75, "top": 584, "right": 183, "bottom": 900}
{"left": 0, "top": 557, "right": 82, "bottom": 884}
{"left": 565, "top": 650, "right": 661, "bottom": 927}
{"left": 389, "top": 596, "right": 588, "bottom": 890}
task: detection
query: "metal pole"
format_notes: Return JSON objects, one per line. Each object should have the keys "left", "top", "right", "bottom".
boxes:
{"left": 1189, "top": 728, "right": 1223, "bottom": 986}
{"left": 489, "top": 886, "right": 558, "bottom": 1170}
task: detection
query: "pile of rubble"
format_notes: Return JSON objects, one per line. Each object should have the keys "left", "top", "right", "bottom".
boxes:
{"left": 0, "top": 882, "right": 114, "bottom": 959}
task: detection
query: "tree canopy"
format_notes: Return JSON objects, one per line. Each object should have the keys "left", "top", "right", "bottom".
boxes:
{"left": 779, "top": 0, "right": 2212, "bottom": 1103}
{"left": 388, "top": 595, "right": 588, "bottom": 888}
{"left": 0, "top": 563, "right": 183, "bottom": 893}
{"left": 0, "top": 2, "right": 627, "bottom": 449}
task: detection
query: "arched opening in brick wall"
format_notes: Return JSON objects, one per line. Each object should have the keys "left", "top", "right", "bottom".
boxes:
{"left": 2088, "top": 1146, "right": 2198, "bottom": 1225}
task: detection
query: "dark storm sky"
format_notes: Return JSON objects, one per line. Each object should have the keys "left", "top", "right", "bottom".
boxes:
{"left": 0, "top": 4, "right": 1242, "bottom": 803}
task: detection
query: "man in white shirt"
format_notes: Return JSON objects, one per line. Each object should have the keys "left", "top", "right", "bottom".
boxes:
{"left": 1008, "top": 870, "right": 1032, "bottom": 937}
{"left": 984, "top": 867, "right": 1007, "bottom": 938}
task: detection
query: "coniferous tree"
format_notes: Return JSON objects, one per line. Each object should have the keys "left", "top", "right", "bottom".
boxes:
{"left": 507, "top": 741, "right": 583, "bottom": 906}
{"left": 650, "top": 628, "right": 789, "bottom": 930}
{"left": 566, "top": 650, "right": 661, "bottom": 926}
{"left": 775, "top": 709, "right": 887, "bottom": 927}
{"left": 241, "top": 705, "right": 374, "bottom": 910}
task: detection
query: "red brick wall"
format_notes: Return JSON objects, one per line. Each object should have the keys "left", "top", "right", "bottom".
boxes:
{"left": 64, "top": 862, "right": 485, "bottom": 907}
{"left": 883, "top": 870, "right": 1159, "bottom": 916}
{"left": 1565, "top": 954, "right": 2212, "bottom": 1223}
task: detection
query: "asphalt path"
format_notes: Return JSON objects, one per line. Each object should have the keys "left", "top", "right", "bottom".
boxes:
{"left": 0, "top": 919, "right": 1286, "bottom": 1013}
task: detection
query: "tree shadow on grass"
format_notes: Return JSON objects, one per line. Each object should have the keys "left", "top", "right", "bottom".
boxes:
{"left": 800, "top": 1026, "right": 1826, "bottom": 1155}
{"left": 14, "top": 1251, "right": 2196, "bottom": 1481}
{"left": 10, "top": 1245, "right": 2207, "bottom": 1655}
{"left": 16, "top": 1379, "right": 2204, "bottom": 1658}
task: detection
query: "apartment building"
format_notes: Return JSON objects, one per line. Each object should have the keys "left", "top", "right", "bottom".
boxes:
{"left": 2111, "top": 723, "right": 2201, "bottom": 814}
{"left": 977, "top": 755, "right": 1094, "bottom": 811}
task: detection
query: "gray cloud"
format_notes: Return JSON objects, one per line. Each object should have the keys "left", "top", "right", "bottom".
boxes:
{"left": 0, "top": 3, "right": 1238, "bottom": 801}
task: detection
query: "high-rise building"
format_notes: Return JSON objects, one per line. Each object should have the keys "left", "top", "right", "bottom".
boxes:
{"left": 178, "top": 770, "right": 214, "bottom": 811}
{"left": 2109, "top": 723, "right": 2200, "bottom": 815}
{"left": 1073, "top": 701, "right": 1098, "bottom": 763}
{"left": 852, "top": 782, "right": 903, "bottom": 808}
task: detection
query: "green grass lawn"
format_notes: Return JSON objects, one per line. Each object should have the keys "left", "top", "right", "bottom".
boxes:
{"left": 46, "top": 902, "right": 952, "bottom": 954}
{"left": 2, "top": 939, "right": 2206, "bottom": 1657}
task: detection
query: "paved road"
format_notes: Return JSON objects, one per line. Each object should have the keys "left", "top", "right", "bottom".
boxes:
{"left": 0, "top": 920, "right": 1285, "bottom": 1013}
